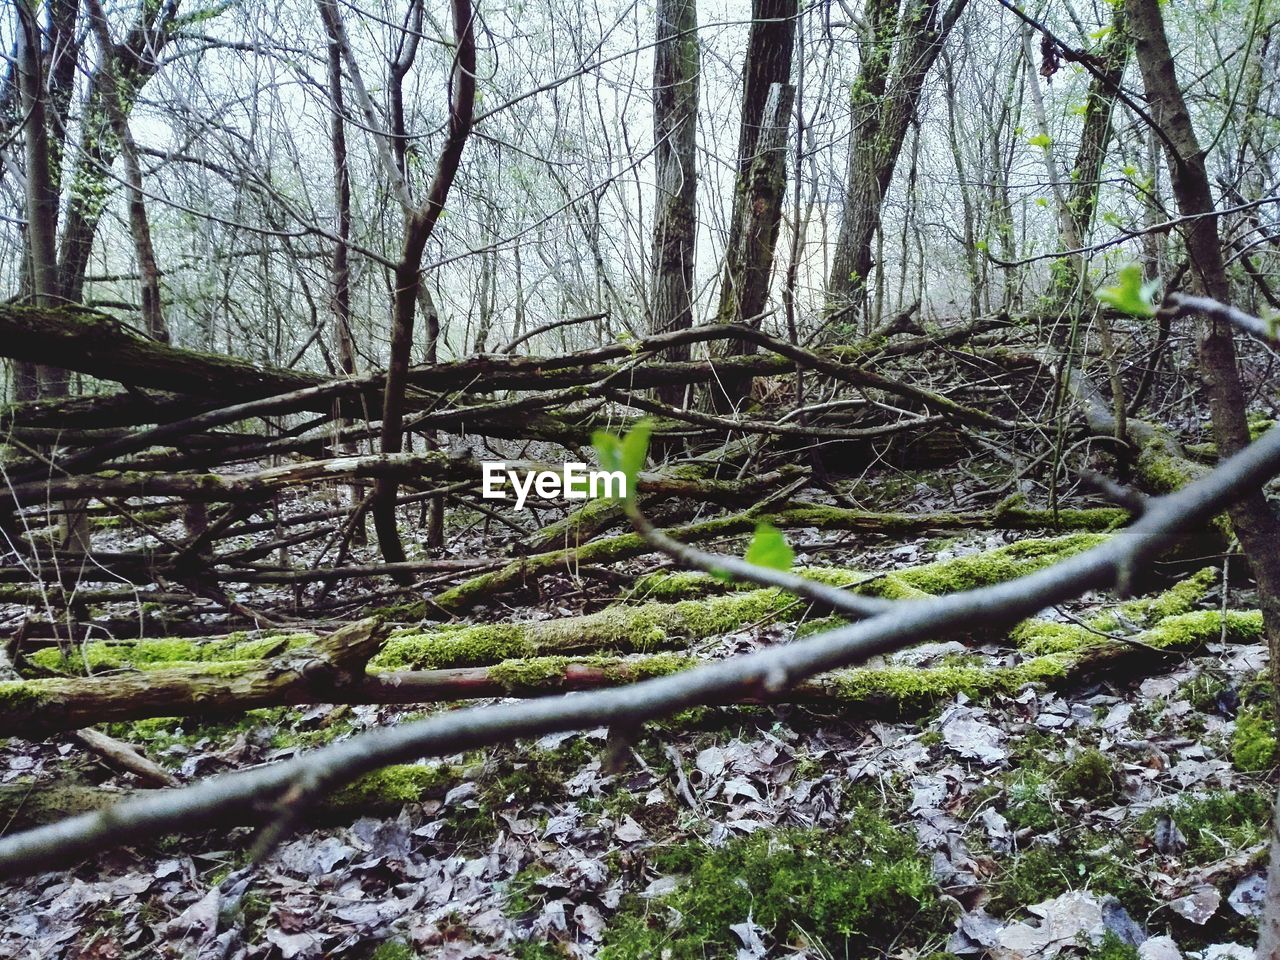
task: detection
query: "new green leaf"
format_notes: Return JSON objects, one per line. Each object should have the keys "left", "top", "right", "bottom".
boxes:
{"left": 591, "top": 420, "right": 652, "bottom": 503}
{"left": 1096, "top": 264, "right": 1158, "bottom": 318}
{"left": 744, "top": 523, "right": 794, "bottom": 572}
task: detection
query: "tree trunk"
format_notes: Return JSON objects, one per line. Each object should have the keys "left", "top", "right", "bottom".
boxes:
{"left": 712, "top": 82, "right": 796, "bottom": 411}
{"left": 324, "top": 31, "right": 367, "bottom": 547}
{"left": 714, "top": 0, "right": 796, "bottom": 324}
{"left": 1127, "top": 0, "right": 1280, "bottom": 737}
{"left": 17, "top": 0, "right": 91, "bottom": 554}
{"left": 84, "top": 0, "right": 168, "bottom": 344}
{"left": 826, "top": 0, "right": 968, "bottom": 314}
{"left": 55, "top": 2, "right": 177, "bottom": 306}
{"left": 649, "top": 0, "right": 700, "bottom": 406}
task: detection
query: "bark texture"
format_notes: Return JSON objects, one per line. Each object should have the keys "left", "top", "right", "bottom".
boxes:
{"left": 650, "top": 0, "right": 701, "bottom": 405}
{"left": 826, "top": 0, "right": 968, "bottom": 313}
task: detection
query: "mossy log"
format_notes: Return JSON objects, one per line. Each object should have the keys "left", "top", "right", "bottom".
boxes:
{"left": 25, "top": 536, "right": 1114, "bottom": 678}
{"left": 371, "top": 605, "right": 1261, "bottom": 714}
{"left": 1063, "top": 363, "right": 1212, "bottom": 497}
{"left": 0, "top": 307, "right": 949, "bottom": 417}
{"left": 432, "top": 510, "right": 1126, "bottom": 615}
{"left": 1, "top": 601, "right": 1253, "bottom": 747}
{"left": 8, "top": 539, "right": 1197, "bottom": 737}
{"left": 2, "top": 619, "right": 388, "bottom": 738}
{"left": 0, "top": 771, "right": 451, "bottom": 830}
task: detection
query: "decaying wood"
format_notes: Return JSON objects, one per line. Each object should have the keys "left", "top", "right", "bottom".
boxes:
{"left": 1, "top": 619, "right": 388, "bottom": 737}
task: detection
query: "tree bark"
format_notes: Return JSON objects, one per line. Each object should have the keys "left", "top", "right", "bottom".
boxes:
{"left": 826, "top": 0, "right": 968, "bottom": 315}
{"left": 84, "top": 0, "right": 168, "bottom": 343}
{"left": 55, "top": 1, "right": 178, "bottom": 307}
{"left": 715, "top": 0, "right": 796, "bottom": 324}
{"left": 650, "top": 0, "right": 701, "bottom": 406}
{"left": 1127, "top": 0, "right": 1280, "bottom": 699}
{"left": 712, "top": 82, "right": 796, "bottom": 411}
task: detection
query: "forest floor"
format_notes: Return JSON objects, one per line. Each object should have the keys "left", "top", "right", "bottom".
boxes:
{"left": 0, "top": 473, "right": 1274, "bottom": 960}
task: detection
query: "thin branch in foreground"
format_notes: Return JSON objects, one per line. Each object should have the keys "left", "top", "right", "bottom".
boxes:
{"left": 1161, "top": 291, "right": 1280, "bottom": 346}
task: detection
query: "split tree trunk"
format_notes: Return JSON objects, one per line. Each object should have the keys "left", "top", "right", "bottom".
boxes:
{"left": 712, "top": 82, "right": 796, "bottom": 411}
{"left": 1126, "top": 0, "right": 1280, "bottom": 687}
{"left": 649, "top": 0, "right": 701, "bottom": 406}
{"left": 825, "top": 0, "right": 968, "bottom": 316}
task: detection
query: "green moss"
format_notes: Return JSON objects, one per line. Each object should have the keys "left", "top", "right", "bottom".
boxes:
{"left": 990, "top": 834, "right": 1152, "bottom": 918}
{"left": 484, "top": 652, "right": 695, "bottom": 692}
{"left": 486, "top": 656, "right": 574, "bottom": 690}
{"left": 374, "top": 588, "right": 808, "bottom": 670}
{"left": 1180, "top": 673, "right": 1228, "bottom": 712}
{"left": 369, "top": 942, "right": 419, "bottom": 960}
{"left": 511, "top": 943, "right": 566, "bottom": 960}
{"left": 505, "top": 864, "right": 553, "bottom": 915}
{"left": 370, "top": 600, "right": 427, "bottom": 621}
{"left": 30, "top": 632, "right": 312, "bottom": 674}
{"left": 1087, "top": 932, "right": 1140, "bottom": 960}
{"left": 1249, "top": 415, "right": 1274, "bottom": 440}
{"left": 1057, "top": 749, "right": 1120, "bottom": 803}
{"left": 1146, "top": 610, "right": 1263, "bottom": 648}
{"left": 601, "top": 813, "right": 945, "bottom": 959}
{"left": 1095, "top": 567, "right": 1218, "bottom": 631}
{"left": 1013, "top": 620, "right": 1095, "bottom": 655}
{"left": 607, "top": 652, "right": 694, "bottom": 681}
{"left": 1232, "top": 707, "right": 1278, "bottom": 772}
{"left": 1141, "top": 789, "right": 1271, "bottom": 865}
{"left": 1137, "top": 434, "right": 1206, "bottom": 495}
{"left": 330, "top": 764, "right": 454, "bottom": 808}
{"left": 377, "top": 624, "right": 533, "bottom": 670}
{"left": 1004, "top": 772, "right": 1059, "bottom": 831}
{"left": 826, "top": 654, "right": 1071, "bottom": 714}
{"left": 0, "top": 681, "right": 51, "bottom": 714}
{"left": 993, "top": 495, "right": 1131, "bottom": 531}
{"left": 628, "top": 570, "right": 730, "bottom": 600}
{"left": 894, "top": 534, "right": 1106, "bottom": 595}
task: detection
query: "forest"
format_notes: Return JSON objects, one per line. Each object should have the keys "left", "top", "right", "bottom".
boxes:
{"left": 2, "top": 0, "right": 1280, "bottom": 956}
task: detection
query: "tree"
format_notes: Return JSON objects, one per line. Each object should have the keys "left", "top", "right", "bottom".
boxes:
{"left": 1126, "top": 0, "right": 1280, "bottom": 706}
{"left": 711, "top": 0, "right": 797, "bottom": 410}
{"left": 317, "top": 0, "right": 476, "bottom": 570}
{"left": 826, "top": 0, "right": 968, "bottom": 318}
{"left": 649, "top": 0, "right": 700, "bottom": 406}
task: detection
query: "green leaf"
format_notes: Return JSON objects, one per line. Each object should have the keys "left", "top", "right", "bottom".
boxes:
{"left": 591, "top": 431, "right": 622, "bottom": 473}
{"left": 619, "top": 420, "right": 652, "bottom": 482}
{"left": 1096, "top": 264, "right": 1158, "bottom": 318}
{"left": 743, "top": 523, "right": 794, "bottom": 572}
{"left": 1027, "top": 132, "right": 1053, "bottom": 149}
{"left": 591, "top": 420, "right": 652, "bottom": 502}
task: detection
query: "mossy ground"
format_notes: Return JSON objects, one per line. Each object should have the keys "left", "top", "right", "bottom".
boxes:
{"left": 9, "top": 523, "right": 1274, "bottom": 958}
{"left": 600, "top": 811, "right": 948, "bottom": 959}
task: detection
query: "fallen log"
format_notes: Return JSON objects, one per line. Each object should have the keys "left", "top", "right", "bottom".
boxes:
{"left": 0, "top": 307, "right": 1016, "bottom": 435}
{"left": 1, "top": 618, "right": 387, "bottom": 738}
{"left": 429, "top": 509, "right": 1126, "bottom": 615}
{"left": 1, "top": 605, "right": 1253, "bottom": 739}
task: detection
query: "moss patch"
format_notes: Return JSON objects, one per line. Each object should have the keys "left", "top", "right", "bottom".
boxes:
{"left": 601, "top": 812, "right": 945, "bottom": 959}
{"left": 330, "top": 764, "right": 455, "bottom": 808}
{"left": 1057, "top": 749, "right": 1120, "bottom": 803}
{"left": 31, "top": 632, "right": 312, "bottom": 674}
{"left": 1141, "top": 789, "right": 1271, "bottom": 865}
{"left": 373, "top": 589, "right": 800, "bottom": 670}
{"left": 1232, "top": 707, "right": 1278, "bottom": 772}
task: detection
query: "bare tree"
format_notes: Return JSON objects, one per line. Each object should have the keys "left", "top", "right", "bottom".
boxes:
{"left": 826, "top": 0, "right": 968, "bottom": 319}
{"left": 649, "top": 0, "right": 700, "bottom": 406}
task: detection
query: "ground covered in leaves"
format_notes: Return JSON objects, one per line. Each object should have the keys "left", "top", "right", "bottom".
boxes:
{"left": 1, "top": 496, "right": 1275, "bottom": 960}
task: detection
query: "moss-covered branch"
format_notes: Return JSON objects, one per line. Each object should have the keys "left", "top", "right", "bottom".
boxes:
{"left": 434, "top": 511, "right": 1122, "bottom": 616}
